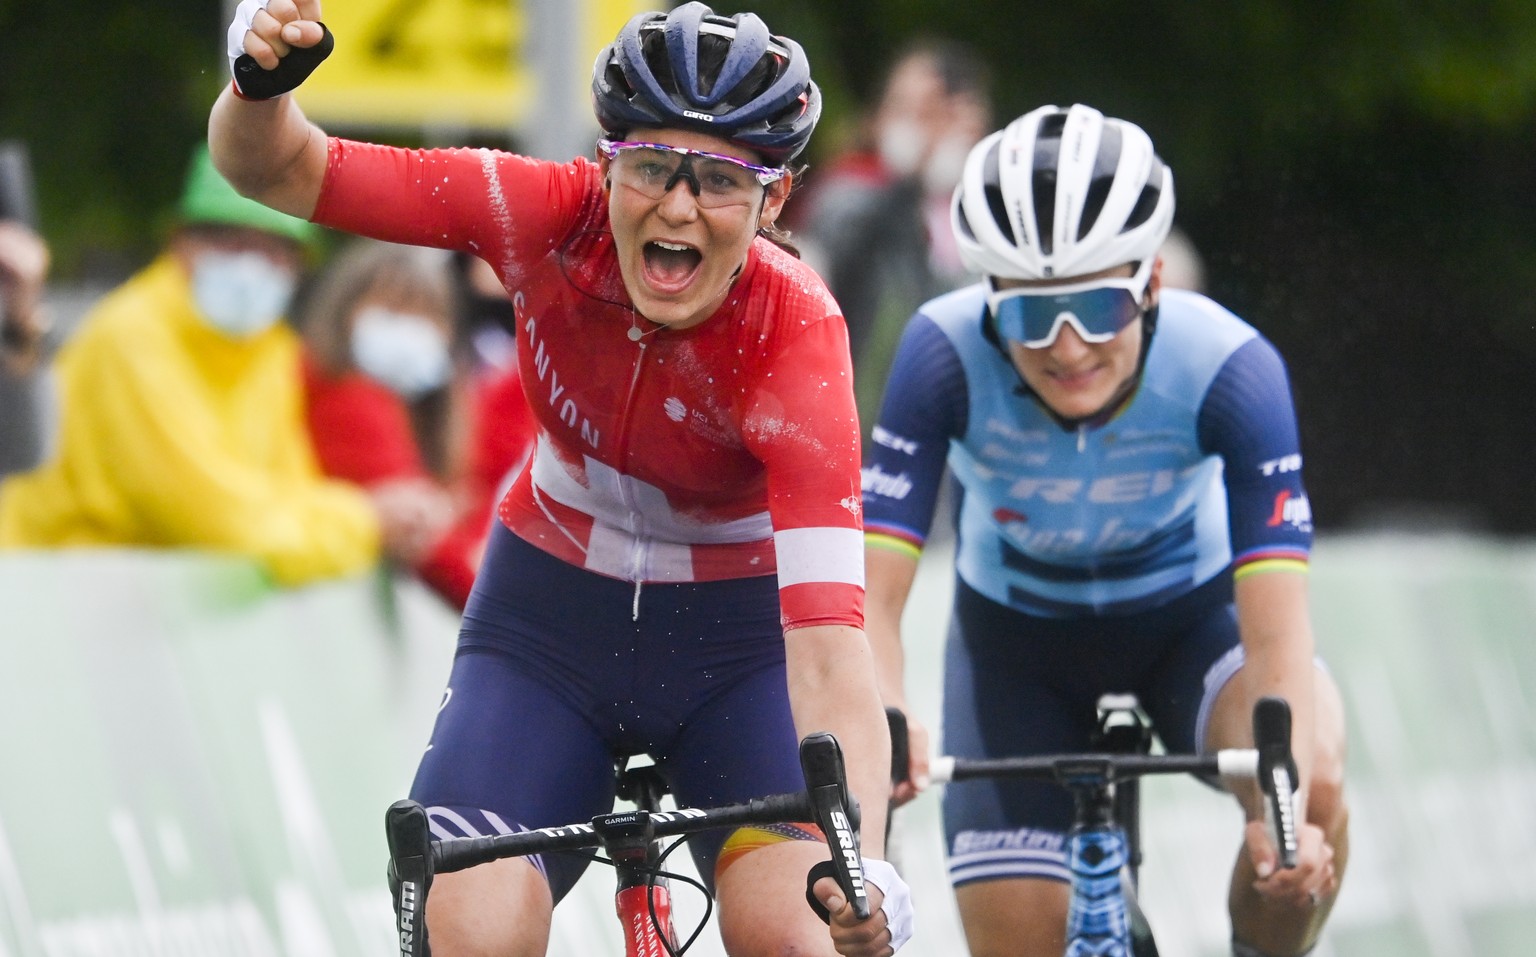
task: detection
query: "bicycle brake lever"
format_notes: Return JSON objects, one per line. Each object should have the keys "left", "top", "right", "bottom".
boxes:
{"left": 886, "top": 707, "right": 910, "bottom": 787}
{"left": 385, "top": 799, "right": 435, "bottom": 957}
{"left": 800, "top": 732, "right": 872, "bottom": 921}
{"left": 1253, "top": 697, "right": 1300, "bottom": 870}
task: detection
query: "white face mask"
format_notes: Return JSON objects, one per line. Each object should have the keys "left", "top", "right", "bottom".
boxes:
{"left": 350, "top": 306, "right": 452, "bottom": 398}
{"left": 922, "top": 133, "right": 973, "bottom": 197}
{"left": 190, "top": 251, "right": 297, "bottom": 337}
{"left": 877, "top": 118, "right": 928, "bottom": 178}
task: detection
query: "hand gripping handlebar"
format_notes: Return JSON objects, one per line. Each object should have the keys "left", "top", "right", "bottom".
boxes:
{"left": 800, "top": 732, "right": 872, "bottom": 922}
{"left": 1253, "top": 695, "right": 1301, "bottom": 870}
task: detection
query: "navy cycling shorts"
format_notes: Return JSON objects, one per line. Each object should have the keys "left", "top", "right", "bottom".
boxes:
{"left": 941, "top": 573, "right": 1245, "bottom": 886}
{"left": 409, "top": 524, "right": 807, "bottom": 902}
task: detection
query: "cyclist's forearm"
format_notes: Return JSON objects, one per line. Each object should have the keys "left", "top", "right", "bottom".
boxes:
{"left": 1234, "top": 571, "right": 1317, "bottom": 805}
{"left": 209, "top": 86, "right": 328, "bottom": 220}
{"left": 863, "top": 547, "right": 920, "bottom": 709}
{"left": 785, "top": 624, "right": 892, "bottom": 857}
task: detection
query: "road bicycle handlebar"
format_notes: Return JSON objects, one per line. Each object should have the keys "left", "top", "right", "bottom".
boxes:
{"left": 385, "top": 733, "right": 869, "bottom": 957}
{"left": 928, "top": 748, "right": 1259, "bottom": 784}
{"left": 423, "top": 790, "right": 816, "bottom": 873}
{"left": 921, "top": 696, "right": 1301, "bottom": 868}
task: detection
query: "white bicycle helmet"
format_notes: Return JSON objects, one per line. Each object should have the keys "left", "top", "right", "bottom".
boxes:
{"left": 953, "top": 104, "right": 1174, "bottom": 280}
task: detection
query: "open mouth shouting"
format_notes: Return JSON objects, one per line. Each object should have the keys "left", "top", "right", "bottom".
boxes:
{"left": 642, "top": 239, "right": 703, "bottom": 295}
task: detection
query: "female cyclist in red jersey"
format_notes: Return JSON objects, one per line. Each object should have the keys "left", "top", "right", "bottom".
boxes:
{"left": 212, "top": 3, "right": 910, "bottom": 956}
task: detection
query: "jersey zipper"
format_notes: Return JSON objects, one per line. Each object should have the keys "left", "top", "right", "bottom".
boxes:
{"left": 615, "top": 338, "right": 651, "bottom": 618}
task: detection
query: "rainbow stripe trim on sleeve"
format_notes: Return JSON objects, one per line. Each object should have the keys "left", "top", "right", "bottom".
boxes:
{"left": 1232, "top": 546, "right": 1310, "bottom": 581}
{"left": 865, "top": 525, "right": 924, "bottom": 560}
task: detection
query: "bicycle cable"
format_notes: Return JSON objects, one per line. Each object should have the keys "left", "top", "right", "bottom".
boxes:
{"left": 649, "top": 835, "right": 713, "bottom": 957}
{"left": 548, "top": 836, "right": 713, "bottom": 957}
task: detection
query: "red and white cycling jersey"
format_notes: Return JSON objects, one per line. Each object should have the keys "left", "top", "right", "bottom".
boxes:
{"left": 314, "top": 139, "right": 864, "bottom": 629}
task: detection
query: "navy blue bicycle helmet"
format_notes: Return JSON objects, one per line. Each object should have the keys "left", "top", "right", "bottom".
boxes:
{"left": 591, "top": 2, "right": 821, "bottom": 165}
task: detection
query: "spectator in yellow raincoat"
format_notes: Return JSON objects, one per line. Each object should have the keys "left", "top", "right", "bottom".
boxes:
{"left": 0, "top": 144, "right": 425, "bottom": 586}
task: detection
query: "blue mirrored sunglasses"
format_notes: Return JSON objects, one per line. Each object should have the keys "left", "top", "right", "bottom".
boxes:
{"left": 988, "top": 260, "right": 1153, "bottom": 348}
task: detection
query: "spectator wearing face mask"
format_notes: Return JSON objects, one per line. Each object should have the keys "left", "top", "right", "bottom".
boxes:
{"left": 790, "top": 38, "right": 993, "bottom": 432}
{"left": 0, "top": 144, "right": 403, "bottom": 586}
{"left": 298, "top": 238, "right": 533, "bottom": 609}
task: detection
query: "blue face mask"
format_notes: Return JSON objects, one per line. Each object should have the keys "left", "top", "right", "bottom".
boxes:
{"left": 350, "top": 307, "right": 452, "bottom": 398}
{"left": 190, "top": 251, "right": 297, "bottom": 337}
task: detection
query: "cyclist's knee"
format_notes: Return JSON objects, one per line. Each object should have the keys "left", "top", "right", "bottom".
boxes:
{"left": 424, "top": 859, "right": 552, "bottom": 957}
{"left": 954, "top": 878, "right": 1068, "bottom": 957}
{"left": 714, "top": 837, "right": 842, "bottom": 956}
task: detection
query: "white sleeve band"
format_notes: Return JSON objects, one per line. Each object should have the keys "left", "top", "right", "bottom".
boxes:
{"left": 773, "top": 526, "right": 865, "bottom": 587}
{"left": 862, "top": 857, "right": 914, "bottom": 952}
{"left": 227, "top": 0, "right": 272, "bottom": 72}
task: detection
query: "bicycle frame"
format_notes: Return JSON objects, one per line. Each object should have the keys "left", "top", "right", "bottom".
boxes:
{"left": 608, "top": 759, "right": 679, "bottom": 957}
{"left": 924, "top": 696, "right": 1297, "bottom": 957}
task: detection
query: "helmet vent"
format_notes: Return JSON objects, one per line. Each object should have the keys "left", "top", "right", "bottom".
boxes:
{"left": 954, "top": 203, "right": 977, "bottom": 243}
{"left": 1078, "top": 124, "right": 1122, "bottom": 241}
{"left": 981, "top": 145, "right": 1011, "bottom": 243}
{"left": 1031, "top": 112, "right": 1066, "bottom": 257}
{"left": 1124, "top": 160, "right": 1167, "bottom": 231}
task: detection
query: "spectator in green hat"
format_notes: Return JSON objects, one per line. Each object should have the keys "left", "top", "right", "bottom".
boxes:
{"left": 0, "top": 143, "right": 435, "bottom": 586}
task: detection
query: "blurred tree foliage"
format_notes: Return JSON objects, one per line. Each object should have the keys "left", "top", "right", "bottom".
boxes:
{"left": 0, "top": 2, "right": 227, "bottom": 278}
{"left": 2, "top": 1, "right": 1533, "bottom": 530}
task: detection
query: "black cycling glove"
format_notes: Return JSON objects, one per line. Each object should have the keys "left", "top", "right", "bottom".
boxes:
{"left": 232, "top": 24, "right": 334, "bottom": 100}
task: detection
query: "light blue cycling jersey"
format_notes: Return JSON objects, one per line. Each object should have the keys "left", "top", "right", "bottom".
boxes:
{"left": 862, "top": 285, "right": 1312, "bottom": 617}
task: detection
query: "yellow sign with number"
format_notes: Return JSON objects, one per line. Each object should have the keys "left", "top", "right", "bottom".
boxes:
{"left": 296, "top": 0, "right": 644, "bottom": 131}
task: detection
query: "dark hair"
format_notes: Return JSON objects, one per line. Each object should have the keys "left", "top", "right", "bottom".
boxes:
{"left": 882, "top": 37, "right": 993, "bottom": 109}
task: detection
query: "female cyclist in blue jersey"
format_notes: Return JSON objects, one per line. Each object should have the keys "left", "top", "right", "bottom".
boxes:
{"left": 862, "top": 104, "right": 1348, "bottom": 957}
{"left": 211, "top": 3, "right": 912, "bottom": 956}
